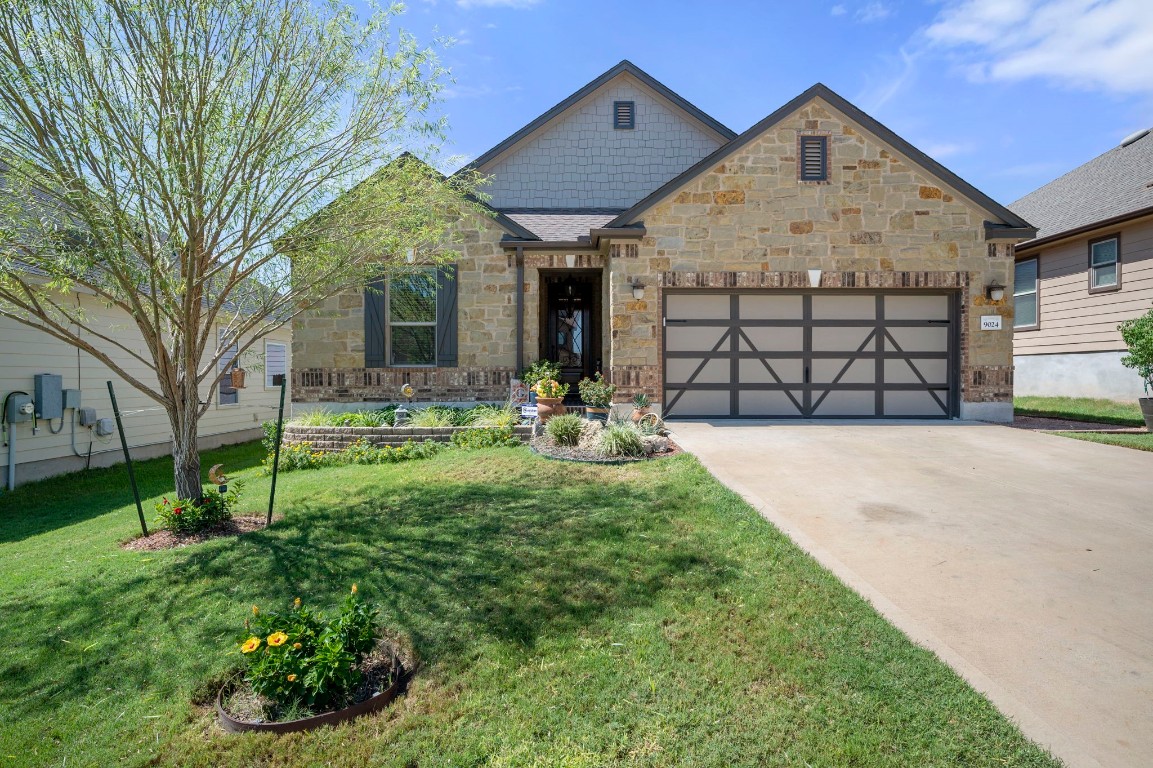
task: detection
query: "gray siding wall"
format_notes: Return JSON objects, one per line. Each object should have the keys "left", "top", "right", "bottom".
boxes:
{"left": 478, "top": 75, "right": 725, "bottom": 209}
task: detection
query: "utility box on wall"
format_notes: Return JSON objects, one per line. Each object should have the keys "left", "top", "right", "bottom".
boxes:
{"left": 33, "top": 374, "right": 63, "bottom": 420}
{"left": 5, "top": 394, "right": 33, "bottom": 423}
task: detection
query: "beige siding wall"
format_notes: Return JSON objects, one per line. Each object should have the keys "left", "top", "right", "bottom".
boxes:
{"left": 1, "top": 291, "right": 291, "bottom": 484}
{"left": 1015, "top": 215, "right": 1153, "bottom": 355}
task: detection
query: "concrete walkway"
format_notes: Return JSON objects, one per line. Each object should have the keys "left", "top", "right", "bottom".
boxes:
{"left": 671, "top": 421, "right": 1153, "bottom": 768}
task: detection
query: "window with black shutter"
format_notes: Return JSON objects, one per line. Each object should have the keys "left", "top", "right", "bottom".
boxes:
{"left": 613, "top": 101, "right": 635, "bottom": 130}
{"left": 799, "top": 135, "right": 828, "bottom": 181}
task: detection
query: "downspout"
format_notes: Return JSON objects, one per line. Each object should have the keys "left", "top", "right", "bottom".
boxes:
{"left": 515, "top": 246, "right": 524, "bottom": 373}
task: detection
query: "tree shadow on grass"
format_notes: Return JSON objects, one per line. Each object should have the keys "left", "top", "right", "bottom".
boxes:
{"left": 1, "top": 462, "right": 740, "bottom": 721}
{"left": 0, "top": 441, "right": 265, "bottom": 544}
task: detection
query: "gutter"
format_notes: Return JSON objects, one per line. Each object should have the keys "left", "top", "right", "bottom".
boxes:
{"left": 499, "top": 226, "right": 647, "bottom": 251}
{"left": 1014, "top": 204, "right": 1153, "bottom": 253}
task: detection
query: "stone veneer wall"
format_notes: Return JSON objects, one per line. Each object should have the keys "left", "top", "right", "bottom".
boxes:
{"left": 606, "top": 100, "right": 1017, "bottom": 414}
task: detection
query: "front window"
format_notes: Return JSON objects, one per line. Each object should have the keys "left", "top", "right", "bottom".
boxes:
{"left": 1014, "top": 258, "right": 1038, "bottom": 329}
{"left": 389, "top": 268, "right": 437, "bottom": 366}
{"left": 1089, "top": 236, "right": 1119, "bottom": 290}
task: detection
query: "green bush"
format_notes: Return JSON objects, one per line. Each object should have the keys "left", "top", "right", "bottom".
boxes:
{"left": 451, "top": 426, "right": 521, "bottom": 449}
{"left": 330, "top": 407, "right": 396, "bottom": 427}
{"left": 154, "top": 481, "right": 243, "bottom": 534}
{"left": 1119, "top": 309, "right": 1153, "bottom": 394}
{"left": 274, "top": 438, "right": 443, "bottom": 472}
{"left": 407, "top": 406, "right": 469, "bottom": 427}
{"left": 577, "top": 372, "right": 616, "bottom": 408}
{"left": 545, "top": 413, "right": 584, "bottom": 446}
{"left": 521, "top": 359, "right": 561, "bottom": 390}
{"left": 596, "top": 422, "right": 645, "bottom": 458}
{"left": 467, "top": 404, "right": 521, "bottom": 429}
{"left": 239, "top": 587, "right": 378, "bottom": 714}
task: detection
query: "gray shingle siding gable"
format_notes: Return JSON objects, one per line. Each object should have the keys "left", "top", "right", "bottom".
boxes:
{"left": 478, "top": 79, "right": 725, "bottom": 209}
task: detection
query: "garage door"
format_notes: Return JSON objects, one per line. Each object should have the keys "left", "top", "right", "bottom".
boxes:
{"left": 663, "top": 291, "right": 957, "bottom": 419}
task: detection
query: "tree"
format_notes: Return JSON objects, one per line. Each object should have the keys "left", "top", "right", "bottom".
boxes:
{"left": 0, "top": 0, "right": 485, "bottom": 497}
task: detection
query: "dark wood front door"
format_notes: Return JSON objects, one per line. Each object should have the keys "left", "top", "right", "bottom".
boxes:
{"left": 543, "top": 272, "right": 601, "bottom": 392}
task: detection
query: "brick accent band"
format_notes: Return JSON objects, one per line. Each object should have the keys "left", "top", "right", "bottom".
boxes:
{"left": 292, "top": 367, "right": 515, "bottom": 404}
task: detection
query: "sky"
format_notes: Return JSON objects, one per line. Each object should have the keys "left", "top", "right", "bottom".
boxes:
{"left": 390, "top": 0, "right": 1153, "bottom": 206}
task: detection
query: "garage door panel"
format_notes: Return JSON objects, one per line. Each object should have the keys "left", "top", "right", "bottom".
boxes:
{"left": 885, "top": 294, "right": 950, "bottom": 321}
{"left": 666, "top": 326, "right": 729, "bottom": 352}
{"left": 739, "top": 294, "right": 803, "bottom": 319}
{"left": 739, "top": 357, "right": 803, "bottom": 383}
{"left": 812, "top": 390, "right": 877, "bottom": 417}
{"left": 884, "top": 389, "right": 949, "bottom": 416}
{"left": 739, "top": 390, "right": 804, "bottom": 417}
{"left": 884, "top": 326, "right": 948, "bottom": 352}
{"left": 812, "top": 357, "right": 875, "bottom": 384}
{"left": 813, "top": 294, "right": 877, "bottom": 320}
{"left": 811, "top": 326, "right": 875, "bottom": 352}
{"left": 884, "top": 358, "right": 948, "bottom": 385}
{"left": 665, "top": 388, "right": 731, "bottom": 417}
{"left": 738, "top": 327, "right": 804, "bottom": 352}
{"left": 667, "top": 294, "right": 730, "bottom": 320}
{"left": 666, "top": 357, "right": 729, "bottom": 385}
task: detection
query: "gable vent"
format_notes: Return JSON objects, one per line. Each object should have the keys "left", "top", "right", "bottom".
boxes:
{"left": 799, "top": 135, "right": 828, "bottom": 181}
{"left": 613, "top": 101, "right": 635, "bottom": 130}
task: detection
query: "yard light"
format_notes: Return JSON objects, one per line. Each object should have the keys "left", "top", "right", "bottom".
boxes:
{"left": 986, "top": 281, "right": 1006, "bottom": 301}
{"left": 631, "top": 281, "right": 645, "bottom": 300}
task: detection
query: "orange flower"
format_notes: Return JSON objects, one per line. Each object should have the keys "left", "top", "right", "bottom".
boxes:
{"left": 293, "top": 597, "right": 301, "bottom": 608}
{"left": 241, "top": 636, "right": 261, "bottom": 654}
{"left": 350, "top": 583, "right": 358, "bottom": 594}
{"left": 286, "top": 674, "right": 297, "bottom": 682}
{"left": 267, "top": 631, "right": 288, "bottom": 647}
{"left": 292, "top": 642, "right": 302, "bottom": 650}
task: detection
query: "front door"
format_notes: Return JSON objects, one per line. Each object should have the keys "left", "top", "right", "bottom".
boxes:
{"left": 543, "top": 272, "right": 600, "bottom": 392}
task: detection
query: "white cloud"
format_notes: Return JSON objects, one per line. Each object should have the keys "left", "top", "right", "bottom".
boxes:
{"left": 856, "top": 2, "right": 891, "bottom": 22}
{"left": 919, "top": 141, "right": 975, "bottom": 159}
{"left": 456, "top": 0, "right": 541, "bottom": 8}
{"left": 925, "top": 0, "right": 1153, "bottom": 94}
{"left": 831, "top": 4, "right": 848, "bottom": 16}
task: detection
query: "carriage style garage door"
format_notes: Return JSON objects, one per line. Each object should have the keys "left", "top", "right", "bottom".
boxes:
{"left": 663, "top": 291, "right": 958, "bottom": 419}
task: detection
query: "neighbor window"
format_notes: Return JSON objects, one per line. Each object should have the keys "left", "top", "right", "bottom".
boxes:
{"left": 388, "top": 268, "right": 437, "bottom": 366}
{"left": 265, "top": 341, "right": 287, "bottom": 388}
{"left": 218, "top": 329, "right": 239, "bottom": 405}
{"left": 613, "top": 101, "right": 635, "bottom": 130}
{"left": 799, "top": 135, "right": 828, "bottom": 181}
{"left": 1089, "top": 235, "right": 1120, "bottom": 291}
{"left": 1014, "top": 258, "right": 1038, "bottom": 329}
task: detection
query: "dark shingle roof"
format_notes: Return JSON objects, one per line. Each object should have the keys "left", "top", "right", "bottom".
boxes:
{"left": 502, "top": 208, "right": 623, "bottom": 241}
{"left": 1009, "top": 129, "right": 1153, "bottom": 243}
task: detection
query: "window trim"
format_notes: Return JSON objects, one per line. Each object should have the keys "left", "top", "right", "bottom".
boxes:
{"left": 264, "top": 339, "right": 287, "bottom": 390}
{"left": 613, "top": 100, "right": 635, "bottom": 130}
{"left": 798, "top": 133, "right": 829, "bottom": 183}
{"left": 1087, "top": 233, "right": 1121, "bottom": 294}
{"left": 387, "top": 268, "right": 438, "bottom": 367}
{"left": 217, "top": 328, "right": 240, "bottom": 407}
{"left": 1013, "top": 256, "right": 1040, "bottom": 331}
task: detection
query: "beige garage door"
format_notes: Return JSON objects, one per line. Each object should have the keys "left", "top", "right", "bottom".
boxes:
{"left": 663, "top": 291, "right": 957, "bottom": 419}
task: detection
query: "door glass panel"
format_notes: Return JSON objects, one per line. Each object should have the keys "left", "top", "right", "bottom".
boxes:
{"left": 554, "top": 307, "right": 584, "bottom": 369}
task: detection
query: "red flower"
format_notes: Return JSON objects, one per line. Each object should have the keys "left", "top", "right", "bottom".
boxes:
{"left": 174, "top": 507, "right": 183, "bottom": 515}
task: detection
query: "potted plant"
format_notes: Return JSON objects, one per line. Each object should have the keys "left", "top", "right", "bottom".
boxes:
{"left": 1119, "top": 308, "right": 1153, "bottom": 431}
{"left": 520, "top": 360, "right": 561, "bottom": 404}
{"left": 578, "top": 372, "right": 616, "bottom": 422}
{"left": 533, "top": 379, "right": 569, "bottom": 423}
{"left": 629, "top": 392, "right": 651, "bottom": 423}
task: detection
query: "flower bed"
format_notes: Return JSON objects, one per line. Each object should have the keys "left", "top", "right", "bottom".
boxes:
{"left": 282, "top": 424, "right": 533, "bottom": 452}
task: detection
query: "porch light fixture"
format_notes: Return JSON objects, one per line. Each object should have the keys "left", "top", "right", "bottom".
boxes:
{"left": 631, "top": 281, "right": 645, "bottom": 300}
{"left": 986, "top": 280, "right": 1006, "bottom": 301}
{"left": 807, "top": 269, "right": 822, "bottom": 288}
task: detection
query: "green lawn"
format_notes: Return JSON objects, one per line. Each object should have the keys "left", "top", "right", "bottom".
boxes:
{"left": 0, "top": 442, "right": 1059, "bottom": 767}
{"left": 1057, "top": 431, "right": 1153, "bottom": 452}
{"left": 1014, "top": 395, "right": 1146, "bottom": 427}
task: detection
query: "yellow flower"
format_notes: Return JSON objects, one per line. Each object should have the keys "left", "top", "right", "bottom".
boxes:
{"left": 286, "top": 674, "right": 297, "bottom": 682}
{"left": 293, "top": 597, "right": 301, "bottom": 608}
{"left": 267, "top": 631, "right": 288, "bottom": 647}
{"left": 350, "top": 583, "right": 358, "bottom": 594}
{"left": 252, "top": 605, "right": 259, "bottom": 616}
{"left": 241, "top": 636, "right": 261, "bottom": 654}
{"left": 292, "top": 642, "right": 302, "bottom": 650}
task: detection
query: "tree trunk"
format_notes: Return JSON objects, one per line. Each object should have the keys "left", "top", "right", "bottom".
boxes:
{"left": 169, "top": 397, "right": 202, "bottom": 500}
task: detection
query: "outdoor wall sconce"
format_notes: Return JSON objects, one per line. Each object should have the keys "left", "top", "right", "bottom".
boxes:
{"left": 631, "top": 281, "right": 645, "bottom": 300}
{"left": 986, "top": 281, "right": 1006, "bottom": 301}
{"left": 807, "top": 269, "right": 822, "bottom": 288}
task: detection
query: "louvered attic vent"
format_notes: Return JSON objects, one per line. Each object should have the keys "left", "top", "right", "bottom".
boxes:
{"left": 799, "top": 135, "right": 828, "bottom": 181}
{"left": 613, "top": 101, "right": 635, "bottom": 130}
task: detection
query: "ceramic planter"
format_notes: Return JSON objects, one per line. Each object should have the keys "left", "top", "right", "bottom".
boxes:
{"left": 585, "top": 406, "right": 610, "bottom": 422}
{"left": 536, "top": 397, "right": 565, "bottom": 423}
{"left": 1140, "top": 397, "right": 1153, "bottom": 431}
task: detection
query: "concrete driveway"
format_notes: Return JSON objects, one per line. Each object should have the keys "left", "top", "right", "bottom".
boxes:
{"left": 671, "top": 421, "right": 1153, "bottom": 768}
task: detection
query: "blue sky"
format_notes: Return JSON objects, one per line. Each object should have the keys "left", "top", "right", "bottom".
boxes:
{"left": 396, "top": 0, "right": 1153, "bottom": 205}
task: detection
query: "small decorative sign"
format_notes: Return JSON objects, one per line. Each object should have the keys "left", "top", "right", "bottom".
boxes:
{"left": 980, "top": 315, "right": 1003, "bottom": 331}
{"left": 510, "top": 378, "right": 529, "bottom": 405}
{"left": 520, "top": 404, "right": 538, "bottom": 419}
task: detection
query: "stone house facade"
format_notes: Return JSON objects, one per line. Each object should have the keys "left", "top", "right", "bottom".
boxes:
{"left": 294, "top": 60, "right": 1035, "bottom": 421}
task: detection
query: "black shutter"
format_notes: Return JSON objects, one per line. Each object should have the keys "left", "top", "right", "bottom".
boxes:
{"left": 435, "top": 264, "right": 458, "bottom": 367}
{"left": 364, "top": 279, "right": 386, "bottom": 368}
{"left": 800, "top": 136, "right": 827, "bottom": 181}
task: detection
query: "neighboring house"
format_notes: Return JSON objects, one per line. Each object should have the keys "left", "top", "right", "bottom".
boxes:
{"left": 293, "top": 60, "right": 1035, "bottom": 421}
{"left": 0, "top": 288, "right": 291, "bottom": 487}
{"left": 1008, "top": 128, "right": 1153, "bottom": 400}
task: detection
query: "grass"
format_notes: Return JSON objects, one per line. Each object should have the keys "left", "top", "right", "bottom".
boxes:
{"left": 1057, "top": 431, "right": 1153, "bottom": 452}
{"left": 1014, "top": 395, "right": 1146, "bottom": 427}
{"left": 0, "top": 443, "right": 1059, "bottom": 767}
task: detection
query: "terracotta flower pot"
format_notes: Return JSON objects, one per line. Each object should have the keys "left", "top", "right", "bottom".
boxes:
{"left": 631, "top": 407, "right": 650, "bottom": 424}
{"left": 536, "top": 397, "right": 565, "bottom": 423}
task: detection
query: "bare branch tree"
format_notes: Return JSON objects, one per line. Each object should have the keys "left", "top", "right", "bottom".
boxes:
{"left": 0, "top": 0, "right": 486, "bottom": 497}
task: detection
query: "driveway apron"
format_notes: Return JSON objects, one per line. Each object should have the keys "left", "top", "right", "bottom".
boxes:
{"left": 671, "top": 421, "right": 1153, "bottom": 768}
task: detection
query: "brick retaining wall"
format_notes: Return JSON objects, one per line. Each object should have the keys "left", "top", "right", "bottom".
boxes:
{"left": 283, "top": 424, "right": 533, "bottom": 452}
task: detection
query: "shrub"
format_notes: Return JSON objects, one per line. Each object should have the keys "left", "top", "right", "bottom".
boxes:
{"left": 545, "top": 413, "right": 584, "bottom": 446}
{"left": 276, "top": 441, "right": 333, "bottom": 472}
{"left": 452, "top": 426, "right": 520, "bottom": 449}
{"left": 330, "top": 407, "right": 396, "bottom": 427}
{"left": 596, "top": 422, "right": 645, "bottom": 458}
{"left": 467, "top": 403, "right": 520, "bottom": 428}
{"left": 292, "top": 408, "right": 334, "bottom": 426}
{"left": 407, "top": 406, "right": 468, "bottom": 427}
{"left": 154, "top": 481, "right": 243, "bottom": 534}
{"left": 521, "top": 359, "right": 561, "bottom": 390}
{"left": 239, "top": 586, "right": 378, "bottom": 713}
{"left": 1119, "top": 309, "right": 1153, "bottom": 394}
{"left": 577, "top": 372, "right": 616, "bottom": 408}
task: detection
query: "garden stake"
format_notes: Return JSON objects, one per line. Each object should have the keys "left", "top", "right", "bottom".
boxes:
{"left": 107, "top": 381, "right": 148, "bottom": 537}
{"left": 267, "top": 378, "right": 287, "bottom": 525}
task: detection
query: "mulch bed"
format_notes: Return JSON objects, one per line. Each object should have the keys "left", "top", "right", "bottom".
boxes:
{"left": 122, "top": 515, "right": 280, "bottom": 551}
{"left": 1006, "top": 415, "right": 1148, "bottom": 433}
